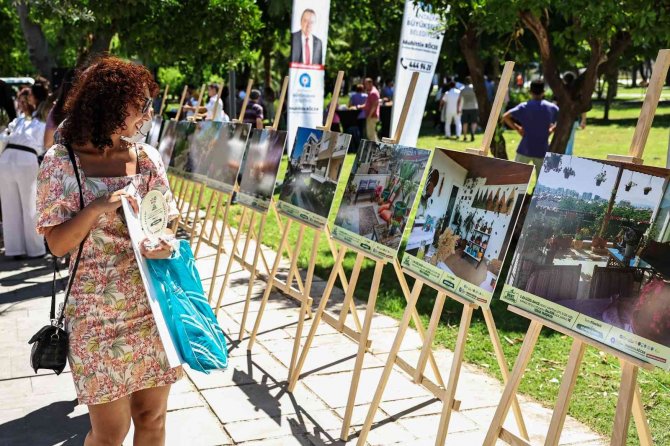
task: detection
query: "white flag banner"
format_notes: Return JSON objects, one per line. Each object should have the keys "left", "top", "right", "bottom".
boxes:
{"left": 391, "top": 1, "right": 445, "bottom": 146}
{"left": 287, "top": 0, "right": 331, "bottom": 154}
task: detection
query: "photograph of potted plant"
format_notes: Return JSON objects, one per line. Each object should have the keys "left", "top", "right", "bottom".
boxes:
{"left": 595, "top": 170, "right": 607, "bottom": 186}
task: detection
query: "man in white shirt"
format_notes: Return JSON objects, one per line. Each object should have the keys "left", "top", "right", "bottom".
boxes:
{"left": 440, "top": 82, "right": 462, "bottom": 138}
{"left": 290, "top": 9, "right": 323, "bottom": 65}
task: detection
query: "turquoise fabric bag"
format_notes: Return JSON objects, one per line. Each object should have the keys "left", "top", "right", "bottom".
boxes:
{"left": 147, "top": 239, "right": 228, "bottom": 373}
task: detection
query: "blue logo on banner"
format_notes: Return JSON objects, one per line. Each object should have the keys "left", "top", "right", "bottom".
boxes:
{"left": 299, "top": 73, "right": 311, "bottom": 88}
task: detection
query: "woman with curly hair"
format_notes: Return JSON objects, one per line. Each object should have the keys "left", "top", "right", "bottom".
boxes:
{"left": 0, "top": 83, "right": 49, "bottom": 259}
{"left": 36, "top": 56, "right": 183, "bottom": 445}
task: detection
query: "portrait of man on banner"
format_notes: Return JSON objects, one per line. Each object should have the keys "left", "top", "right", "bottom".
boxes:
{"left": 290, "top": 8, "right": 324, "bottom": 65}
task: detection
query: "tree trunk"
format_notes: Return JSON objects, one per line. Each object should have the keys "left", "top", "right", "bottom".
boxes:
{"left": 603, "top": 66, "right": 619, "bottom": 122}
{"left": 551, "top": 106, "right": 579, "bottom": 154}
{"left": 16, "top": 1, "right": 55, "bottom": 77}
{"left": 459, "top": 24, "right": 507, "bottom": 159}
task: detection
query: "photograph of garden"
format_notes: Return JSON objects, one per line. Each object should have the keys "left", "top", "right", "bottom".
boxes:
{"left": 203, "top": 122, "right": 251, "bottom": 194}
{"left": 403, "top": 149, "right": 532, "bottom": 302}
{"left": 504, "top": 154, "right": 670, "bottom": 364}
{"left": 333, "top": 140, "right": 430, "bottom": 256}
{"left": 277, "top": 127, "right": 351, "bottom": 227}
{"left": 237, "top": 129, "right": 288, "bottom": 211}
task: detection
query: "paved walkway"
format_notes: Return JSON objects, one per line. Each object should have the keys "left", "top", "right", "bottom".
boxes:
{"left": 0, "top": 228, "right": 606, "bottom": 445}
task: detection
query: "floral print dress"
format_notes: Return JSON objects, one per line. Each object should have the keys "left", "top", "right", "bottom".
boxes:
{"left": 36, "top": 143, "right": 183, "bottom": 405}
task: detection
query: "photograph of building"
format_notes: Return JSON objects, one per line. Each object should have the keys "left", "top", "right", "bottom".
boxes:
{"left": 277, "top": 127, "right": 351, "bottom": 226}
{"left": 503, "top": 154, "right": 670, "bottom": 366}
{"left": 403, "top": 149, "right": 533, "bottom": 304}
{"left": 333, "top": 140, "right": 430, "bottom": 259}
{"left": 237, "top": 128, "right": 288, "bottom": 212}
{"left": 203, "top": 122, "right": 251, "bottom": 194}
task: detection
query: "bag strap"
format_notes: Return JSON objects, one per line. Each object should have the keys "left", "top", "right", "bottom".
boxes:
{"left": 49, "top": 144, "right": 87, "bottom": 325}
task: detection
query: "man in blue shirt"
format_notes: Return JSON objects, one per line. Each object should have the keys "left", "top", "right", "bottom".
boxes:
{"left": 503, "top": 79, "right": 559, "bottom": 176}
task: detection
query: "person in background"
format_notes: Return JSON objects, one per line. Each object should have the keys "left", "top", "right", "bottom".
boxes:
{"left": 484, "top": 75, "right": 496, "bottom": 102}
{"left": 440, "top": 81, "right": 462, "bottom": 139}
{"left": 381, "top": 79, "right": 394, "bottom": 103}
{"left": 263, "top": 86, "right": 276, "bottom": 125}
{"left": 459, "top": 76, "right": 479, "bottom": 142}
{"left": 503, "top": 79, "right": 559, "bottom": 175}
{"left": 44, "top": 69, "right": 75, "bottom": 148}
{"left": 205, "top": 84, "right": 227, "bottom": 122}
{"left": 243, "top": 89, "right": 264, "bottom": 129}
{"left": 348, "top": 83, "right": 368, "bottom": 138}
{"left": 360, "top": 78, "right": 380, "bottom": 142}
{"left": 37, "top": 56, "right": 182, "bottom": 445}
{"left": 0, "top": 83, "right": 49, "bottom": 259}
{"left": 183, "top": 85, "right": 198, "bottom": 119}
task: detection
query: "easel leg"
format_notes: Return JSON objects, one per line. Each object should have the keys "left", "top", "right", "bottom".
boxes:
{"left": 288, "top": 232, "right": 320, "bottom": 382}
{"left": 181, "top": 181, "right": 199, "bottom": 231}
{"left": 482, "top": 308, "right": 529, "bottom": 440}
{"left": 247, "top": 219, "right": 293, "bottom": 350}
{"left": 238, "top": 214, "right": 268, "bottom": 341}
{"left": 435, "top": 304, "right": 474, "bottom": 446}
{"left": 285, "top": 225, "right": 307, "bottom": 315}
{"left": 413, "top": 292, "right": 446, "bottom": 383}
{"left": 206, "top": 192, "right": 234, "bottom": 302}
{"left": 356, "top": 280, "right": 423, "bottom": 446}
{"left": 611, "top": 362, "right": 639, "bottom": 446}
{"left": 194, "top": 190, "right": 219, "bottom": 257}
{"left": 632, "top": 384, "right": 652, "bottom": 446}
{"left": 337, "top": 253, "right": 365, "bottom": 330}
{"left": 393, "top": 260, "right": 446, "bottom": 388}
{"left": 189, "top": 184, "right": 206, "bottom": 244}
{"left": 288, "top": 246, "right": 347, "bottom": 392}
{"left": 208, "top": 192, "right": 225, "bottom": 245}
{"left": 325, "top": 232, "right": 362, "bottom": 332}
{"left": 483, "top": 320, "right": 543, "bottom": 446}
{"left": 340, "top": 261, "right": 385, "bottom": 441}
{"left": 239, "top": 212, "right": 257, "bottom": 268}
{"left": 213, "top": 207, "right": 249, "bottom": 314}
{"left": 544, "top": 339, "right": 586, "bottom": 446}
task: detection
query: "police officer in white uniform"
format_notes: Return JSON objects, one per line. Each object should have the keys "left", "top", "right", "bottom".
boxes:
{"left": 0, "top": 84, "right": 48, "bottom": 259}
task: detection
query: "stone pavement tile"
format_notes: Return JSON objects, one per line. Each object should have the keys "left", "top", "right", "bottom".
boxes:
{"left": 407, "top": 429, "right": 487, "bottom": 445}
{"left": 378, "top": 395, "right": 442, "bottom": 420}
{"left": 0, "top": 355, "right": 11, "bottom": 380}
{"left": 330, "top": 400, "right": 392, "bottom": 430}
{"left": 124, "top": 406, "right": 233, "bottom": 446}
{"left": 223, "top": 408, "right": 343, "bottom": 444}
{"left": 240, "top": 434, "right": 314, "bottom": 445}
{"left": 187, "top": 352, "right": 288, "bottom": 390}
{"left": 462, "top": 404, "right": 606, "bottom": 445}
{"left": 303, "top": 367, "right": 431, "bottom": 409}
{"left": 368, "top": 327, "right": 425, "bottom": 356}
{"left": 341, "top": 414, "right": 419, "bottom": 446}
{"left": 396, "top": 411, "right": 478, "bottom": 438}
{"left": 167, "top": 390, "right": 204, "bottom": 411}
{"left": 202, "top": 380, "right": 329, "bottom": 424}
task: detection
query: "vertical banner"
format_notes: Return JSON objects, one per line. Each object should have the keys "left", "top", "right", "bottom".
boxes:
{"left": 287, "top": 0, "right": 331, "bottom": 154}
{"left": 391, "top": 1, "right": 445, "bottom": 146}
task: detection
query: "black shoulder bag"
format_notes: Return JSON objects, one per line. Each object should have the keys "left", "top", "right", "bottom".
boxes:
{"left": 28, "top": 144, "right": 86, "bottom": 375}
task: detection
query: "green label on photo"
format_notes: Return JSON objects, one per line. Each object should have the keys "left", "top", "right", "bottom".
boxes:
{"left": 573, "top": 314, "right": 611, "bottom": 342}
{"left": 501, "top": 285, "right": 580, "bottom": 328}
{"left": 332, "top": 226, "right": 396, "bottom": 261}
{"left": 277, "top": 201, "right": 326, "bottom": 229}
{"left": 402, "top": 254, "right": 443, "bottom": 284}
{"left": 205, "top": 179, "right": 234, "bottom": 195}
{"left": 456, "top": 280, "right": 492, "bottom": 306}
{"left": 237, "top": 193, "right": 270, "bottom": 213}
{"left": 605, "top": 326, "right": 670, "bottom": 371}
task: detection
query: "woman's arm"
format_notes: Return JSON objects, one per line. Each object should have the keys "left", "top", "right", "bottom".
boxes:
{"left": 43, "top": 190, "right": 137, "bottom": 257}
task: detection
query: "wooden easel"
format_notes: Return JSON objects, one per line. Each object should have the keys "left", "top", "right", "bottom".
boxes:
{"left": 286, "top": 72, "right": 449, "bottom": 441}
{"left": 353, "top": 61, "right": 528, "bottom": 446}
{"left": 158, "top": 84, "right": 169, "bottom": 118}
{"left": 167, "top": 85, "right": 189, "bottom": 192}
{"left": 242, "top": 72, "right": 364, "bottom": 382}
{"left": 483, "top": 49, "right": 670, "bottom": 446}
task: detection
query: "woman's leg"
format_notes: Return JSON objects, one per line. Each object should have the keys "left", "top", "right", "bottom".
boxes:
{"left": 16, "top": 162, "right": 45, "bottom": 257}
{"left": 0, "top": 165, "right": 26, "bottom": 257}
{"left": 130, "top": 384, "right": 171, "bottom": 446}
{"left": 85, "top": 396, "right": 132, "bottom": 446}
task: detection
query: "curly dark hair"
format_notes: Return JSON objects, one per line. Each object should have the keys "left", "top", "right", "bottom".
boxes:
{"left": 61, "top": 56, "right": 158, "bottom": 150}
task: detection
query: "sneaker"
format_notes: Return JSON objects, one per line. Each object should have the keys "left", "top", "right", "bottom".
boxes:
{"left": 470, "top": 135, "right": 475, "bottom": 142}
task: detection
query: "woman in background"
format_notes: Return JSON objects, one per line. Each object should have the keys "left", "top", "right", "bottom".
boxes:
{"left": 0, "top": 83, "right": 49, "bottom": 259}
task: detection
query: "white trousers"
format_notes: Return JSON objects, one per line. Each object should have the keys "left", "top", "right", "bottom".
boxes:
{"left": 444, "top": 111, "right": 462, "bottom": 137}
{"left": 0, "top": 150, "right": 45, "bottom": 257}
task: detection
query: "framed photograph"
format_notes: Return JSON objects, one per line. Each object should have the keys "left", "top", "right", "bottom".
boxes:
{"left": 237, "top": 128, "right": 288, "bottom": 212}
{"left": 401, "top": 149, "right": 533, "bottom": 306}
{"left": 332, "top": 140, "right": 431, "bottom": 261}
{"left": 203, "top": 122, "right": 252, "bottom": 194}
{"left": 167, "top": 121, "right": 196, "bottom": 174}
{"left": 146, "top": 115, "right": 163, "bottom": 148}
{"left": 277, "top": 127, "right": 351, "bottom": 228}
{"left": 502, "top": 154, "right": 670, "bottom": 369}
{"left": 157, "top": 119, "right": 178, "bottom": 168}
{"left": 185, "top": 120, "right": 221, "bottom": 182}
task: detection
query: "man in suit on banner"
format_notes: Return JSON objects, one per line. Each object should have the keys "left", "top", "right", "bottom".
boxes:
{"left": 291, "top": 8, "right": 323, "bottom": 65}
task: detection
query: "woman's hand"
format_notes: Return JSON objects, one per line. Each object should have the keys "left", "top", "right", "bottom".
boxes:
{"left": 140, "top": 238, "right": 174, "bottom": 259}
{"left": 91, "top": 190, "right": 139, "bottom": 215}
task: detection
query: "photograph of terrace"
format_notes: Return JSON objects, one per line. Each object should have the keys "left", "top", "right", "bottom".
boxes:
{"left": 506, "top": 154, "right": 670, "bottom": 348}
{"left": 404, "top": 149, "right": 532, "bottom": 293}
{"left": 334, "top": 140, "right": 430, "bottom": 251}
{"left": 278, "top": 127, "right": 351, "bottom": 221}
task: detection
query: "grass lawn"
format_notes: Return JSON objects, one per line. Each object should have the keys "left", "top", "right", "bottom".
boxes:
{"left": 189, "top": 97, "right": 670, "bottom": 444}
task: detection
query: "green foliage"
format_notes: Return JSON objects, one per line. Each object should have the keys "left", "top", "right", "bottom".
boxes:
{"left": 0, "top": 2, "right": 33, "bottom": 75}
